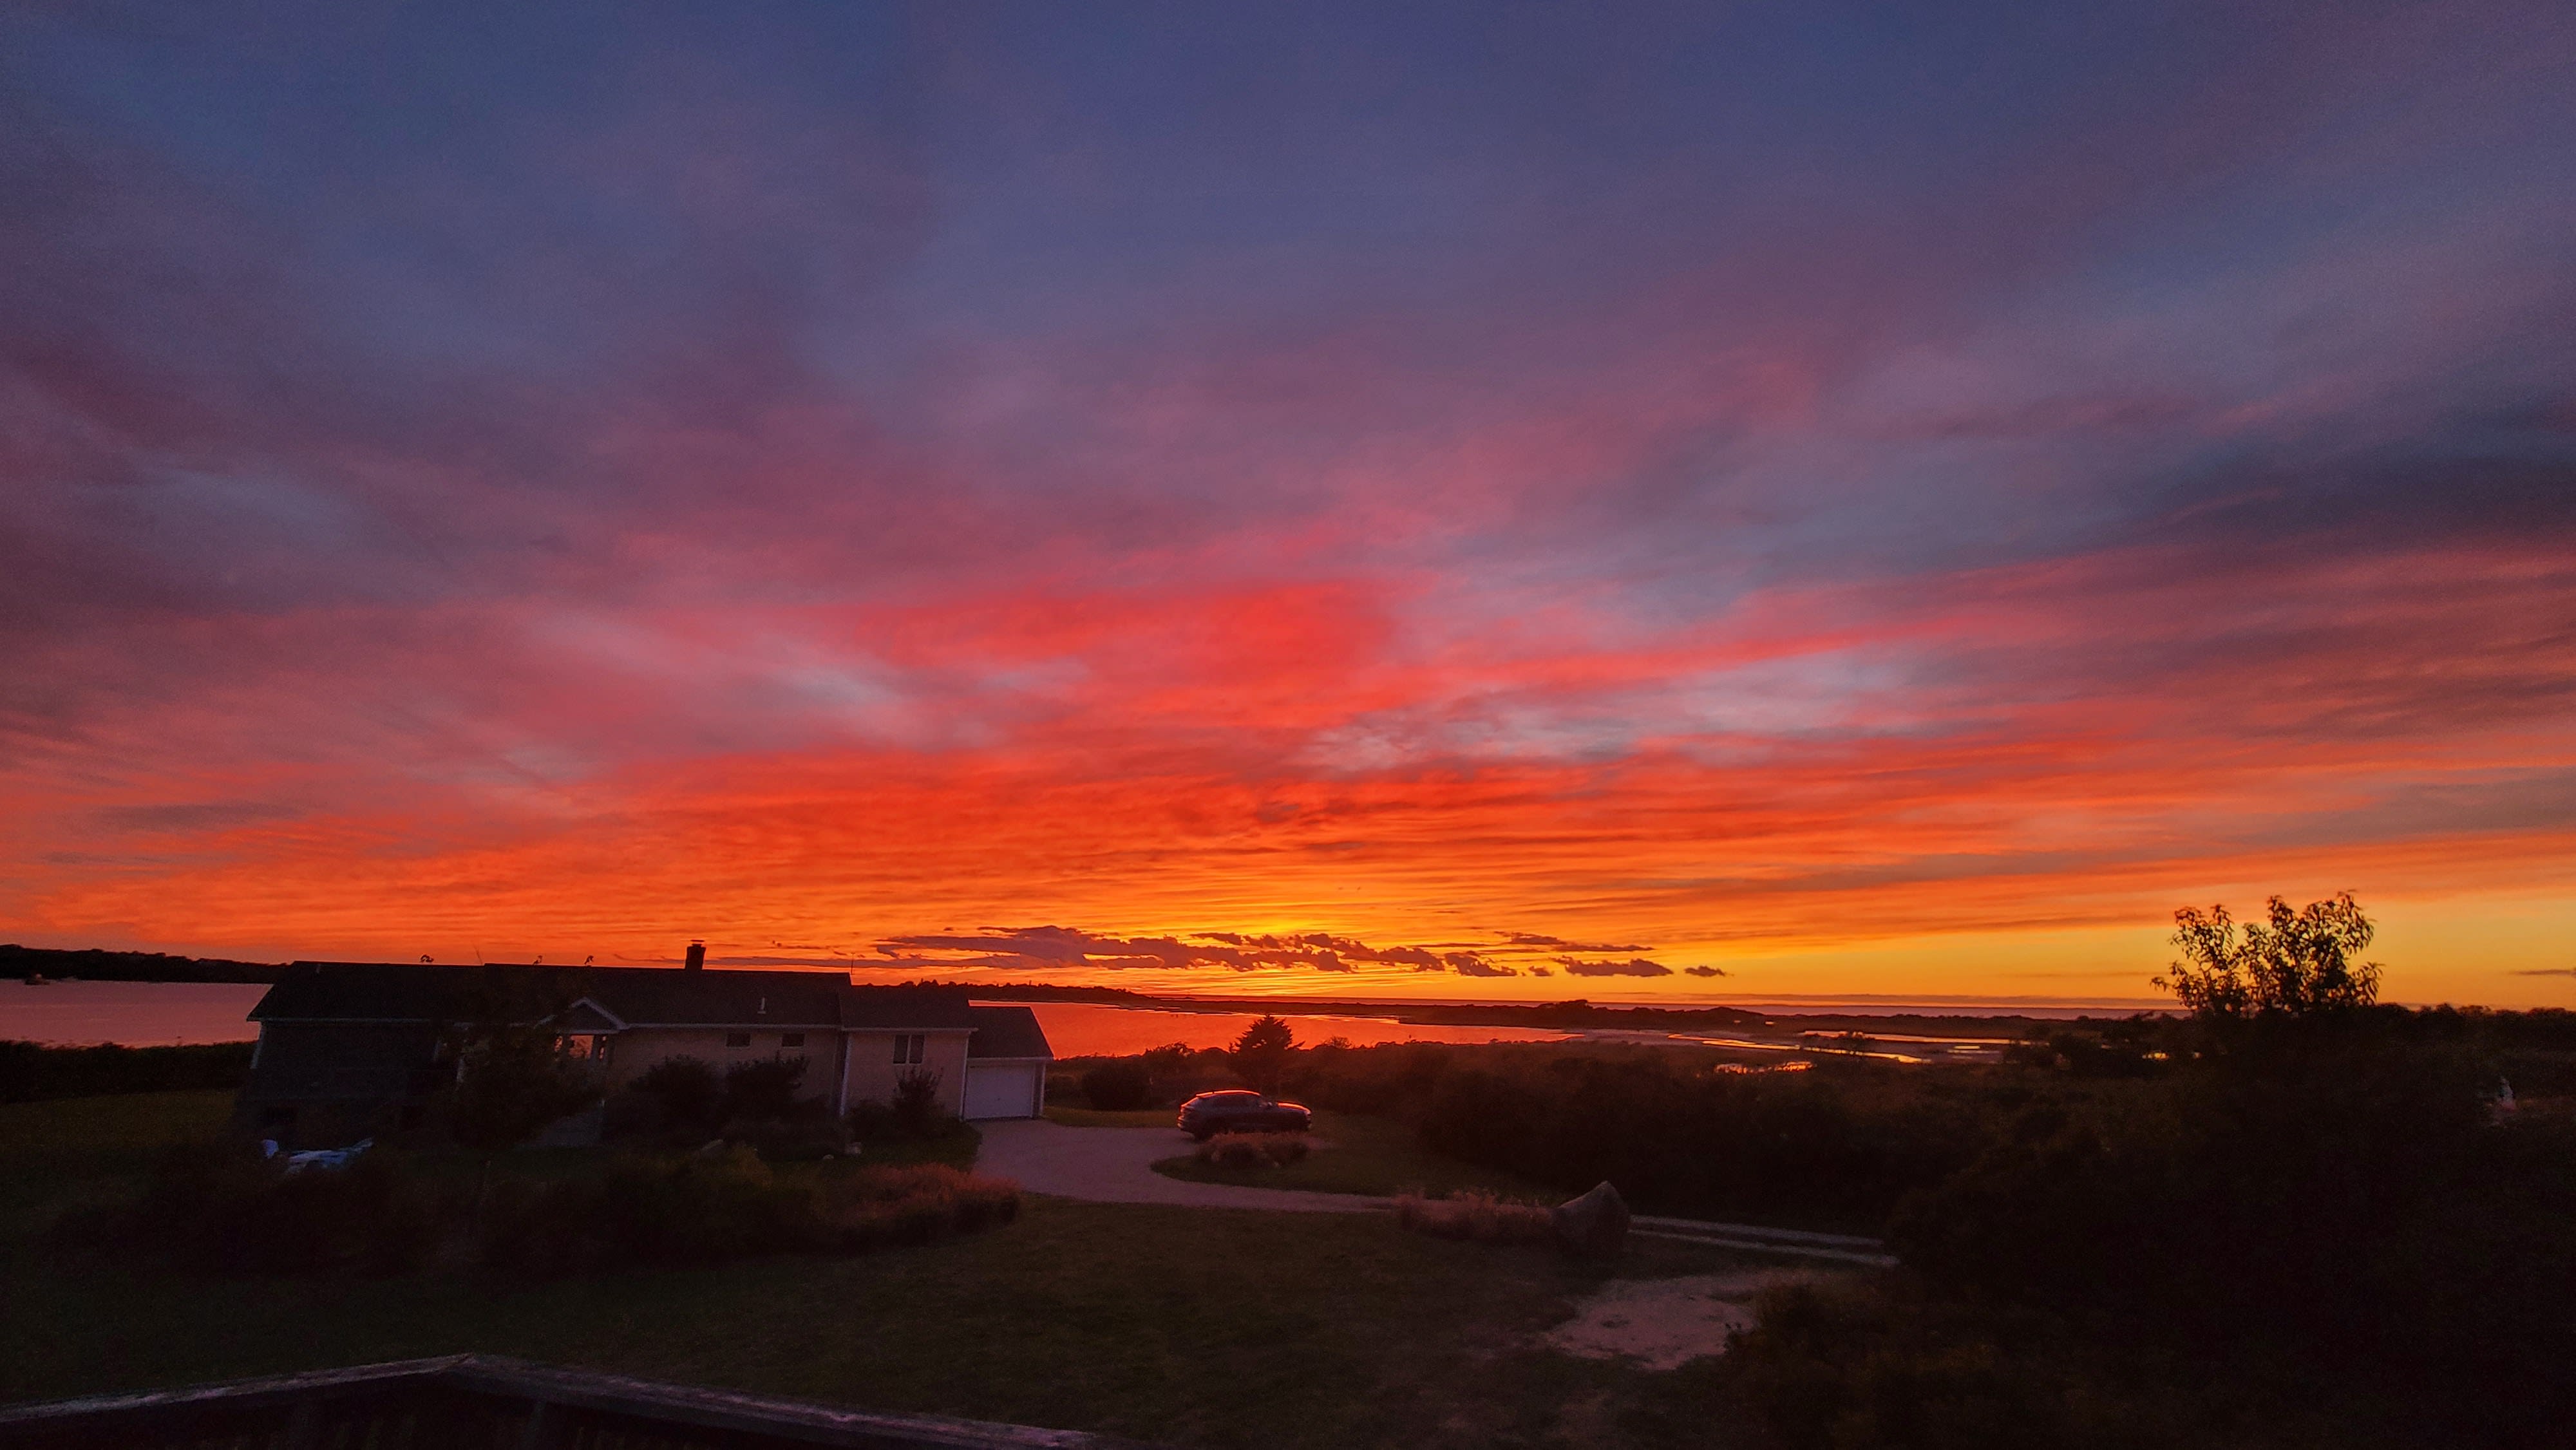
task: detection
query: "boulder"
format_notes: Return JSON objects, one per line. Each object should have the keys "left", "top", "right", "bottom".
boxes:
{"left": 1552, "top": 1180, "right": 1631, "bottom": 1258}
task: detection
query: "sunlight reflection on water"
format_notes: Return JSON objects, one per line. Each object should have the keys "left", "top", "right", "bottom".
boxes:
{"left": 1006, "top": 1001, "right": 1567, "bottom": 1057}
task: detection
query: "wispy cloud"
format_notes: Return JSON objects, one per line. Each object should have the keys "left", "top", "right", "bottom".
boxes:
{"left": 1, "top": 5, "right": 2571, "bottom": 1002}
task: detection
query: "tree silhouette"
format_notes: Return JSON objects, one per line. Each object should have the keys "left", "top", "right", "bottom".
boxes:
{"left": 2154, "top": 891, "right": 2382, "bottom": 1020}
{"left": 1231, "top": 1014, "right": 1296, "bottom": 1093}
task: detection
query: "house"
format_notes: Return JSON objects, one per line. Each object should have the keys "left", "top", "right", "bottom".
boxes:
{"left": 236, "top": 953, "right": 1051, "bottom": 1148}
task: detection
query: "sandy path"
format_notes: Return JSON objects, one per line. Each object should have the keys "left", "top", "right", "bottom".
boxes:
{"left": 1543, "top": 1270, "right": 1823, "bottom": 1370}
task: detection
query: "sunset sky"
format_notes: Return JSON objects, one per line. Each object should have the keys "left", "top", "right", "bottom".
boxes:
{"left": 5, "top": 5, "right": 2573, "bottom": 1006}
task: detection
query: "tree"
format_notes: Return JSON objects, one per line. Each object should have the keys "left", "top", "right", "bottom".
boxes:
{"left": 2154, "top": 891, "right": 2382, "bottom": 1021}
{"left": 444, "top": 1022, "right": 599, "bottom": 1151}
{"left": 1081, "top": 1059, "right": 1153, "bottom": 1110}
{"left": 1231, "top": 1015, "right": 1296, "bottom": 1094}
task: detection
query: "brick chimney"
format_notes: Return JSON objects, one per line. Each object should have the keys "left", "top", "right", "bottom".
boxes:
{"left": 684, "top": 940, "right": 705, "bottom": 973}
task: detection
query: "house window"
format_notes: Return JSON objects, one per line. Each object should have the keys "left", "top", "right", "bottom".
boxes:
{"left": 726, "top": 1031, "right": 752, "bottom": 1049}
{"left": 781, "top": 1033, "right": 806, "bottom": 1049}
{"left": 893, "top": 1033, "right": 925, "bottom": 1065}
{"left": 558, "top": 1035, "right": 613, "bottom": 1066}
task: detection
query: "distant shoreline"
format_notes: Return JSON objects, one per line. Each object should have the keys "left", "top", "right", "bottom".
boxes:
{"left": 19, "top": 943, "right": 2529, "bottom": 1033}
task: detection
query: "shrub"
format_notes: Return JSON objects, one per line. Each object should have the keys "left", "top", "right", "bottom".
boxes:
{"left": 1201, "top": 1133, "right": 1267, "bottom": 1169}
{"left": 1081, "top": 1059, "right": 1153, "bottom": 1110}
{"left": 634, "top": 1056, "right": 722, "bottom": 1124}
{"left": 721, "top": 1055, "right": 811, "bottom": 1122}
{"left": 1391, "top": 1189, "right": 1555, "bottom": 1245}
{"left": 1191, "top": 1131, "right": 1311, "bottom": 1169}
{"left": 1889, "top": 1044, "right": 2576, "bottom": 1448}
{"left": 1716, "top": 1278, "right": 2187, "bottom": 1450}
{"left": 59, "top": 1142, "right": 445, "bottom": 1276}
{"left": 819, "top": 1162, "right": 1021, "bottom": 1247}
{"left": 1408, "top": 1052, "right": 1985, "bottom": 1227}
{"left": 442, "top": 1025, "right": 599, "bottom": 1151}
{"left": 604, "top": 1056, "right": 725, "bottom": 1144}
{"left": 724, "top": 1115, "right": 851, "bottom": 1161}
{"left": 476, "top": 1150, "right": 1019, "bottom": 1275}
{"left": 846, "top": 1067, "right": 954, "bottom": 1142}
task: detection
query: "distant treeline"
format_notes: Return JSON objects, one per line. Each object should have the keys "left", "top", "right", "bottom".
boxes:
{"left": 908, "top": 981, "right": 1779, "bottom": 1031}
{"left": 0, "top": 1040, "right": 256, "bottom": 1102}
{"left": 3, "top": 945, "right": 284, "bottom": 984}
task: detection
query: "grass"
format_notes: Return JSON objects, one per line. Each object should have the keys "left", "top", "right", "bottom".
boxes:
{"left": 1151, "top": 1112, "right": 1559, "bottom": 1201}
{"left": 0, "top": 1088, "right": 234, "bottom": 1234}
{"left": 0, "top": 1093, "right": 1773, "bottom": 1449}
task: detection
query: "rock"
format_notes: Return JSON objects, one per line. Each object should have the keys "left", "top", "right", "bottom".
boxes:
{"left": 1553, "top": 1180, "right": 1631, "bottom": 1258}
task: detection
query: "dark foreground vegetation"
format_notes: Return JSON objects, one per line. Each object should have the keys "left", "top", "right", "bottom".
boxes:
{"left": 1053, "top": 901, "right": 2576, "bottom": 1449}
{"left": 1, "top": 1090, "right": 1759, "bottom": 1450}
{"left": 10, "top": 900, "right": 2571, "bottom": 1447}
{"left": 55, "top": 1141, "right": 1019, "bottom": 1279}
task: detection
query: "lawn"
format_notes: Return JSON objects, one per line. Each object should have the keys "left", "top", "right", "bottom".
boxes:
{"left": 1, "top": 1093, "right": 1765, "bottom": 1449}
{"left": 1151, "top": 1111, "right": 1559, "bottom": 1201}
{"left": 0, "top": 1088, "right": 234, "bottom": 1234}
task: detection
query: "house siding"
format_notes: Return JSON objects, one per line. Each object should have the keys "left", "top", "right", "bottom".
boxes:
{"left": 603, "top": 1028, "right": 828, "bottom": 1102}
{"left": 838, "top": 1030, "right": 972, "bottom": 1116}
{"left": 232, "top": 1021, "right": 448, "bottom": 1149}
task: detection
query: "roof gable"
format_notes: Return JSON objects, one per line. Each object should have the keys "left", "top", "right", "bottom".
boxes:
{"left": 966, "top": 1004, "right": 1053, "bottom": 1060}
{"left": 554, "top": 999, "right": 624, "bottom": 1032}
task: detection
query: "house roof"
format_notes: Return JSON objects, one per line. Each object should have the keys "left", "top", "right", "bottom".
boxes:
{"left": 579, "top": 969, "right": 848, "bottom": 1028}
{"left": 967, "top": 1004, "right": 1053, "bottom": 1060}
{"left": 249, "top": 962, "right": 976, "bottom": 1032}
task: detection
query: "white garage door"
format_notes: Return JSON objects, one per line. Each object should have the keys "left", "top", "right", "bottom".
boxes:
{"left": 962, "top": 1062, "right": 1040, "bottom": 1119}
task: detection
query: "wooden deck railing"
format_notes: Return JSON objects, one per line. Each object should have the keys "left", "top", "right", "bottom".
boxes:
{"left": 0, "top": 1355, "right": 1161, "bottom": 1450}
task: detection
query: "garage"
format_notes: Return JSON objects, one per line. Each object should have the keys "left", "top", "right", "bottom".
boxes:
{"left": 962, "top": 1061, "right": 1041, "bottom": 1120}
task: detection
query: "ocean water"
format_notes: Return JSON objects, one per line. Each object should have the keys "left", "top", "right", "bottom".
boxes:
{"left": 0, "top": 981, "right": 269, "bottom": 1046}
{"left": 1006, "top": 1001, "right": 1567, "bottom": 1057}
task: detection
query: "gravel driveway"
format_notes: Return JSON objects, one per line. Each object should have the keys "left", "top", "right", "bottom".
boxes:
{"left": 975, "top": 1119, "right": 1898, "bottom": 1265}
{"left": 974, "top": 1119, "right": 1385, "bottom": 1213}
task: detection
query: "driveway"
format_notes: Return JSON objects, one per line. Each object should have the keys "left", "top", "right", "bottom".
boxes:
{"left": 974, "top": 1118, "right": 1385, "bottom": 1214}
{"left": 976, "top": 1118, "right": 1900, "bottom": 1265}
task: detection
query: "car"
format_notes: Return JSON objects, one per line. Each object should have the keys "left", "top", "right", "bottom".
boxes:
{"left": 1177, "top": 1089, "right": 1312, "bottom": 1140}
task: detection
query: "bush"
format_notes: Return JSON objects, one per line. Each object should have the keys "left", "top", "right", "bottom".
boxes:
{"left": 1409, "top": 1053, "right": 1983, "bottom": 1228}
{"left": 850, "top": 1068, "right": 954, "bottom": 1144}
{"left": 1193, "top": 1131, "right": 1310, "bottom": 1169}
{"left": 1889, "top": 1044, "right": 2576, "bottom": 1447}
{"left": 723, "top": 1115, "right": 851, "bottom": 1161}
{"left": 1391, "top": 1189, "right": 1555, "bottom": 1245}
{"left": 1082, "top": 1059, "right": 1153, "bottom": 1110}
{"left": 58, "top": 1142, "right": 445, "bottom": 1276}
{"left": 635, "top": 1056, "right": 722, "bottom": 1124}
{"left": 721, "top": 1055, "right": 812, "bottom": 1122}
{"left": 1716, "top": 1279, "right": 2190, "bottom": 1450}
{"left": 477, "top": 1149, "right": 1019, "bottom": 1276}
{"left": 444, "top": 1026, "right": 599, "bottom": 1151}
